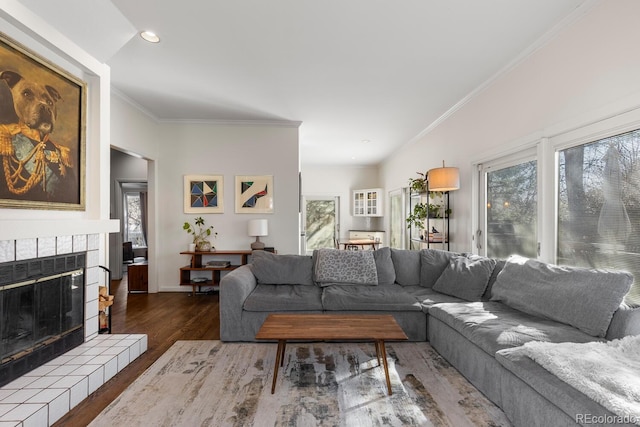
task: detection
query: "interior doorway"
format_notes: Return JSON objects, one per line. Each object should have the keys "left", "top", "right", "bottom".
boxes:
{"left": 110, "top": 149, "right": 149, "bottom": 280}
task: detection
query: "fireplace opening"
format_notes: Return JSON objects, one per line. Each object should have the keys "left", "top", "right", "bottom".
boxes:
{"left": 0, "top": 253, "right": 85, "bottom": 387}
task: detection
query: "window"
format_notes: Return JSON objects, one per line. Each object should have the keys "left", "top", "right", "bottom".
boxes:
{"left": 478, "top": 151, "right": 538, "bottom": 259}
{"left": 558, "top": 130, "right": 640, "bottom": 304}
{"left": 476, "top": 116, "right": 640, "bottom": 306}
{"left": 124, "top": 190, "right": 147, "bottom": 248}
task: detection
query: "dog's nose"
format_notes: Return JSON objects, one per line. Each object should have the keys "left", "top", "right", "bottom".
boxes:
{"left": 39, "top": 103, "right": 52, "bottom": 115}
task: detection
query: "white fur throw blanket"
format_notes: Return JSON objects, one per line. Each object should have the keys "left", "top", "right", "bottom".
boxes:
{"left": 518, "top": 335, "right": 640, "bottom": 423}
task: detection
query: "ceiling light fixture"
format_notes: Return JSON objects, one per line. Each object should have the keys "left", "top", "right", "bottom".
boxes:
{"left": 140, "top": 31, "right": 160, "bottom": 43}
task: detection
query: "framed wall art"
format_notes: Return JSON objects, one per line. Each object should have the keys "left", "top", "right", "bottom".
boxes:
{"left": 184, "top": 174, "right": 224, "bottom": 213}
{"left": 235, "top": 175, "right": 273, "bottom": 213}
{"left": 0, "top": 32, "right": 86, "bottom": 210}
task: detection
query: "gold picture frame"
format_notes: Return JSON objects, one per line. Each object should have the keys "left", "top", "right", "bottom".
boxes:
{"left": 235, "top": 175, "right": 273, "bottom": 213}
{"left": 0, "top": 32, "right": 86, "bottom": 210}
{"left": 184, "top": 174, "right": 224, "bottom": 213}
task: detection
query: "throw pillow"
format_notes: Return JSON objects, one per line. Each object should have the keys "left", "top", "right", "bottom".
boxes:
{"left": 373, "top": 247, "right": 396, "bottom": 286}
{"left": 390, "top": 248, "right": 421, "bottom": 286}
{"left": 420, "top": 248, "right": 461, "bottom": 288}
{"left": 313, "top": 248, "right": 378, "bottom": 287}
{"left": 490, "top": 255, "right": 633, "bottom": 337}
{"left": 251, "top": 250, "right": 314, "bottom": 285}
{"left": 432, "top": 254, "right": 497, "bottom": 301}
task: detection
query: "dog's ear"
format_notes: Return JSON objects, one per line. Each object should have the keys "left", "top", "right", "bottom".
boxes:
{"left": 45, "top": 85, "right": 62, "bottom": 103}
{"left": 0, "top": 71, "right": 23, "bottom": 89}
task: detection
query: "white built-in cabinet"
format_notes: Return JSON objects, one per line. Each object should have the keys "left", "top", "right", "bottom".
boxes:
{"left": 352, "top": 188, "right": 383, "bottom": 216}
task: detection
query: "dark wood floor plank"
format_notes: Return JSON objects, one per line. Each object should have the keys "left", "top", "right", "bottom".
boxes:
{"left": 53, "top": 275, "right": 219, "bottom": 427}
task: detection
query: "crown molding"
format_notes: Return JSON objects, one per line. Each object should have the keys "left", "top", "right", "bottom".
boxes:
{"left": 158, "top": 118, "right": 303, "bottom": 128}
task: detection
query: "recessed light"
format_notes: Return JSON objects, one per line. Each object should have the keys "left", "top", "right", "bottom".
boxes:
{"left": 361, "top": 139, "right": 370, "bottom": 144}
{"left": 140, "top": 31, "right": 160, "bottom": 43}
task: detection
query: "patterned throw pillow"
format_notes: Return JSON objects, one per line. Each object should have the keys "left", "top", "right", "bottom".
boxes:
{"left": 313, "top": 249, "right": 378, "bottom": 287}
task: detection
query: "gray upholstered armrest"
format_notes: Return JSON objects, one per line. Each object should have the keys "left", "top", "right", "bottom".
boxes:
{"left": 219, "top": 265, "right": 257, "bottom": 341}
{"left": 606, "top": 302, "right": 640, "bottom": 340}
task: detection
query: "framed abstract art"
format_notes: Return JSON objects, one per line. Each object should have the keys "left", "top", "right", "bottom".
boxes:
{"left": 235, "top": 175, "right": 273, "bottom": 213}
{"left": 184, "top": 174, "right": 224, "bottom": 213}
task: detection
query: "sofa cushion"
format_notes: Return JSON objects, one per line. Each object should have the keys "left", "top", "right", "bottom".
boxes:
{"left": 490, "top": 255, "right": 633, "bottom": 337}
{"left": 373, "top": 247, "right": 396, "bottom": 286}
{"left": 243, "top": 284, "right": 323, "bottom": 311}
{"left": 420, "top": 248, "right": 461, "bottom": 288}
{"left": 429, "top": 302, "right": 602, "bottom": 355}
{"left": 482, "top": 259, "right": 506, "bottom": 301}
{"left": 432, "top": 254, "right": 496, "bottom": 301}
{"left": 403, "top": 286, "right": 465, "bottom": 313}
{"left": 606, "top": 302, "right": 640, "bottom": 340}
{"left": 313, "top": 249, "right": 378, "bottom": 286}
{"left": 321, "top": 284, "right": 422, "bottom": 311}
{"left": 391, "top": 249, "right": 421, "bottom": 286}
{"left": 496, "top": 347, "right": 621, "bottom": 424}
{"left": 251, "top": 250, "right": 314, "bottom": 285}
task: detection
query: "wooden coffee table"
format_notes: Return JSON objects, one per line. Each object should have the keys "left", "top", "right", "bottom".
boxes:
{"left": 255, "top": 313, "right": 408, "bottom": 395}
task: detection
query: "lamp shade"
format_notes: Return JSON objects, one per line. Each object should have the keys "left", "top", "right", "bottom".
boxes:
{"left": 248, "top": 219, "right": 268, "bottom": 237}
{"left": 428, "top": 163, "right": 460, "bottom": 192}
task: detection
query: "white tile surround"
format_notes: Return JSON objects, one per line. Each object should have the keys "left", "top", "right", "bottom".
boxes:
{"left": 0, "top": 235, "right": 147, "bottom": 426}
{"left": 0, "top": 334, "right": 147, "bottom": 426}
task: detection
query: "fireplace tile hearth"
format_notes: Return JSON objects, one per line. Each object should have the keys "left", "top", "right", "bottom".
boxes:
{"left": 0, "top": 334, "right": 147, "bottom": 426}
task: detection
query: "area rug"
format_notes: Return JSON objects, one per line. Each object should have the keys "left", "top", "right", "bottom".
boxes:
{"left": 89, "top": 341, "right": 509, "bottom": 426}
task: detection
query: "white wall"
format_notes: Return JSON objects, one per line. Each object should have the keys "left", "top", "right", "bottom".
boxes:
{"left": 110, "top": 94, "right": 301, "bottom": 292}
{"left": 302, "top": 165, "right": 382, "bottom": 239}
{"left": 155, "top": 122, "right": 299, "bottom": 291}
{"left": 381, "top": 0, "right": 640, "bottom": 253}
{"left": 0, "top": 2, "right": 117, "bottom": 250}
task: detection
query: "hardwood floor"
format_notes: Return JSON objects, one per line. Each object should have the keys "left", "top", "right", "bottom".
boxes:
{"left": 53, "top": 273, "right": 219, "bottom": 426}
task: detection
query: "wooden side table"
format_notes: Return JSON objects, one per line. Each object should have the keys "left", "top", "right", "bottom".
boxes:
{"left": 127, "top": 261, "right": 148, "bottom": 293}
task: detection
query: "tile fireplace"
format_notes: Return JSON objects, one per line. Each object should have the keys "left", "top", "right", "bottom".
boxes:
{"left": 0, "top": 234, "right": 147, "bottom": 425}
{"left": 0, "top": 253, "right": 86, "bottom": 387}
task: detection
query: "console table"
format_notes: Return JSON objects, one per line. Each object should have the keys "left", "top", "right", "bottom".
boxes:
{"left": 179, "top": 250, "right": 252, "bottom": 295}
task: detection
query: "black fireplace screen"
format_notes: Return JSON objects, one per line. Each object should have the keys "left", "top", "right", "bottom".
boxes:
{"left": 0, "top": 253, "right": 85, "bottom": 386}
{"left": 1, "top": 270, "right": 83, "bottom": 362}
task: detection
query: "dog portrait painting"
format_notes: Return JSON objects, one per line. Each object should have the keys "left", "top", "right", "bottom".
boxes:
{"left": 0, "top": 32, "right": 85, "bottom": 210}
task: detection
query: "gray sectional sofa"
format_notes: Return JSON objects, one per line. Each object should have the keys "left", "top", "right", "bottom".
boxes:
{"left": 219, "top": 247, "right": 640, "bottom": 426}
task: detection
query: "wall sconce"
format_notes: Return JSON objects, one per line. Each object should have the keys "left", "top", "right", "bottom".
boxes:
{"left": 428, "top": 161, "right": 460, "bottom": 192}
{"left": 248, "top": 219, "right": 268, "bottom": 250}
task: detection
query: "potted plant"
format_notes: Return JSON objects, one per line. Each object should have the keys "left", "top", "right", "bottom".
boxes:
{"left": 183, "top": 216, "right": 217, "bottom": 251}
{"left": 408, "top": 172, "right": 428, "bottom": 194}
{"left": 407, "top": 191, "right": 453, "bottom": 230}
{"left": 427, "top": 191, "right": 452, "bottom": 218}
{"left": 406, "top": 202, "right": 429, "bottom": 229}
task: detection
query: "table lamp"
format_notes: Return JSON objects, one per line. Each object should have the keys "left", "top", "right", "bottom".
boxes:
{"left": 248, "top": 219, "right": 268, "bottom": 250}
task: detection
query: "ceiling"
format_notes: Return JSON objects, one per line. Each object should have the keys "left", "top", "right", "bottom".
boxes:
{"left": 17, "top": 0, "right": 587, "bottom": 166}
